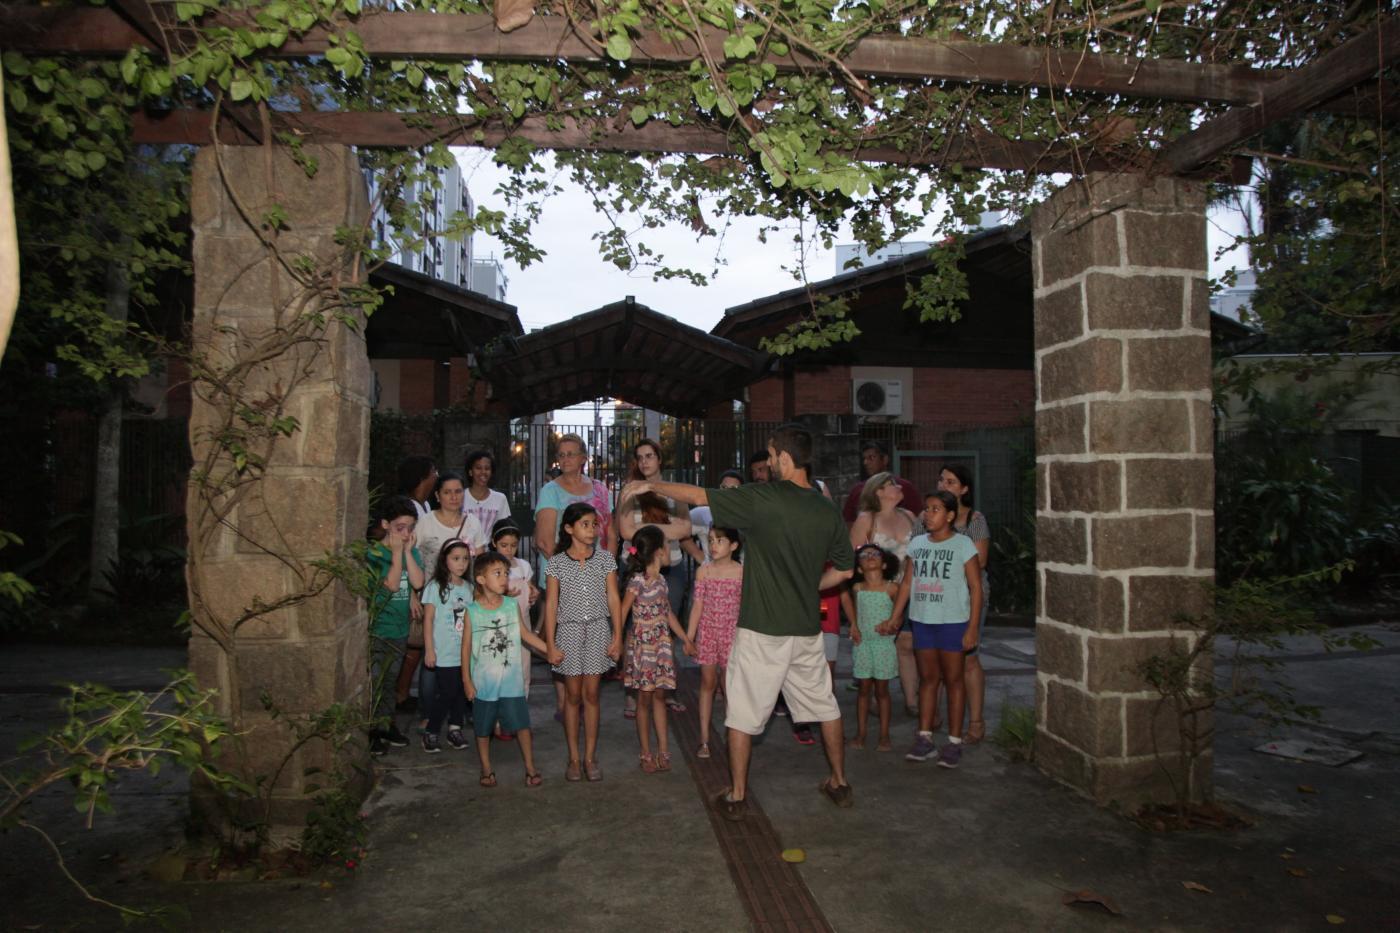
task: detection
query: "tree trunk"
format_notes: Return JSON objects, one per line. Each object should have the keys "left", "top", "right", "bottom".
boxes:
{"left": 87, "top": 248, "right": 130, "bottom": 605}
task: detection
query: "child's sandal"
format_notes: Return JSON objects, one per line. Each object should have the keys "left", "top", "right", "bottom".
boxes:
{"left": 524, "top": 771, "right": 543, "bottom": 787}
{"left": 565, "top": 760, "right": 582, "bottom": 782}
{"left": 478, "top": 771, "right": 497, "bottom": 788}
{"left": 584, "top": 759, "right": 602, "bottom": 782}
{"left": 656, "top": 752, "right": 672, "bottom": 772}
{"left": 696, "top": 742, "right": 711, "bottom": 759}
{"left": 639, "top": 753, "right": 657, "bottom": 774}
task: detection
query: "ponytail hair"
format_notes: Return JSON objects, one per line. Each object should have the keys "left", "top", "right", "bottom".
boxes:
{"left": 625, "top": 525, "right": 665, "bottom": 576}
{"left": 557, "top": 501, "right": 598, "bottom": 554}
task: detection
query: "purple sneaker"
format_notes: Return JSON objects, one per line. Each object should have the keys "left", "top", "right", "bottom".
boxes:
{"left": 936, "top": 742, "right": 962, "bottom": 769}
{"left": 905, "top": 732, "right": 937, "bottom": 762}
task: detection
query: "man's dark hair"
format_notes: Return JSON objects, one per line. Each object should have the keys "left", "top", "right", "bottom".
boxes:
{"left": 747, "top": 449, "right": 770, "bottom": 467}
{"left": 860, "top": 439, "right": 890, "bottom": 458}
{"left": 769, "top": 423, "right": 813, "bottom": 468}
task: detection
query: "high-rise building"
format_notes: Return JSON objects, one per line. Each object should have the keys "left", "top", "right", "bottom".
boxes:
{"left": 363, "top": 159, "right": 504, "bottom": 300}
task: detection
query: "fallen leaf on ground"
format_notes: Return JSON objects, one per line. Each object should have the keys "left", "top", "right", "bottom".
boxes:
{"left": 1062, "top": 890, "right": 1122, "bottom": 915}
{"left": 1182, "top": 881, "right": 1213, "bottom": 894}
{"left": 1326, "top": 915, "right": 1346, "bottom": 925}
{"left": 781, "top": 848, "right": 806, "bottom": 863}
{"left": 319, "top": 881, "right": 334, "bottom": 890}
{"left": 1287, "top": 867, "right": 1309, "bottom": 878}
{"left": 1298, "top": 784, "right": 1318, "bottom": 794}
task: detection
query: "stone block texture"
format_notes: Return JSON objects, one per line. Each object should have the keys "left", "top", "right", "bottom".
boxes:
{"left": 1032, "top": 174, "right": 1214, "bottom": 809}
{"left": 186, "top": 145, "right": 372, "bottom": 832}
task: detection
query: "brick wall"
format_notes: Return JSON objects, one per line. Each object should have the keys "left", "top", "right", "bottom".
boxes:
{"left": 912, "top": 367, "right": 1033, "bottom": 425}
{"left": 747, "top": 365, "right": 1032, "bottom": 424}
{"left": 794, "top": 365, "right": 852, "bottom": 415}
{"left": 748, "top": 374, "right": 785, "bottom": 421}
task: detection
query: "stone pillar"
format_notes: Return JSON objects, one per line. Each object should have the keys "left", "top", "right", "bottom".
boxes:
{"left": 186, "top": 145, "right": 373, "bottom": 835}
{"left": 1031, "top": 174, "right": 1215, "bottom": 807}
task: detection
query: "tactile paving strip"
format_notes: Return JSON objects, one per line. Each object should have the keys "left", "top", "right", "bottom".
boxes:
{"left": 670, "top": 671, "right": 835, "bottom": 933}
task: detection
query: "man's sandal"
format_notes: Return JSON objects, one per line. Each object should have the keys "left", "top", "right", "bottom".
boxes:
{"left": 713, "top": 789, "right": 746, "bottom": 822}
{"left": 819, "top": 779, "right": 854, "bottom": 809}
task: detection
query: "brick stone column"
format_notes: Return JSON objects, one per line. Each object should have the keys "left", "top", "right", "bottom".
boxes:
{"left": 1031, "top": 174, "right": 1215, "bottom": 807}
{"left": 186, "top": 145, "right": 372, "bottom": 834}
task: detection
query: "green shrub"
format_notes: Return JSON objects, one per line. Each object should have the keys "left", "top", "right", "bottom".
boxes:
{"left": 992, "top": 703, "right": 1036, "bottom": 761}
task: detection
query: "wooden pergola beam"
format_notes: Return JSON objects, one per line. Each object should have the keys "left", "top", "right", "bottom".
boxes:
{"left": 1162, "top": 15, "right": 1400, "bottom": 174}
{"left": 132, "top": 109, "right": 1251, "bottom": 179}
{"left": 0, "top": 6, "right": 1326, "bottom": 107}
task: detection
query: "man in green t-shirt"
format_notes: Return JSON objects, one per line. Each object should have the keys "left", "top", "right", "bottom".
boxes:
{"left": 621, "top": 424, "right": 855, "bottom": 819}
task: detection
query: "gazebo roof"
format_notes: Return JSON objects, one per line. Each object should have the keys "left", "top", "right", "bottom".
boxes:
{"left": 365, "top": 262, "right": 522, "bottom": 359}
{"left": 480, "top": 297, "right": 768, "bottom": 416}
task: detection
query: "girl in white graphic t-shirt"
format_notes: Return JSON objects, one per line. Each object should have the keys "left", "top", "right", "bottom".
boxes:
{"left": 890, "top": 490, "right": 982, "bottom": 771}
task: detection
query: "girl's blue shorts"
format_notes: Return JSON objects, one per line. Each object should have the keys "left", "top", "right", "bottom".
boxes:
{"left": 912, "top": 621, "right": 968, "bottom": 652}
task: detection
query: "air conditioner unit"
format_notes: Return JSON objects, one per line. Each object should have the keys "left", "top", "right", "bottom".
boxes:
{"left": 852, "top": 378, "right": 904, "bottom": 417}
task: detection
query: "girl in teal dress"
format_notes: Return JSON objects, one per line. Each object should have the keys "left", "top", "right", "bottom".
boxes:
{"left": 840, "top": 544, "right": 900, "bottom": 751}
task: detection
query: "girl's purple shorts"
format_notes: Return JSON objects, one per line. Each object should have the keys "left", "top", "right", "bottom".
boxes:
{"left": 912, "top": 621, "right": 968, "bottom": 652}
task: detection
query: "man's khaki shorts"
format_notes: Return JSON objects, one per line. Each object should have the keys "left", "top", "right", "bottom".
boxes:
{"left": 724, "top": 628, "right": 839, "bottom": 735}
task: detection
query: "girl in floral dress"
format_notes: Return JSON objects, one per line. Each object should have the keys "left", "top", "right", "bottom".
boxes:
{"left": 621, "top": 526, "right": 695, "bottom": 773}
{"left": 839, "top": 544, "right": 901, "bottom": 751}
{"left": 684, "top": 527, "right": 743, "bottom": 759}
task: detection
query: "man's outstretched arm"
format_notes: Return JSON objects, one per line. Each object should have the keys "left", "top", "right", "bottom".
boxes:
{"left": 620, "top": 480, "right": 708, "bottom": 508}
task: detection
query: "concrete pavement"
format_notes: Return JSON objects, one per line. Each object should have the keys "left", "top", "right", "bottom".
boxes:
{"left": 1, "top": 621, "right": 1397, "bottom": 931}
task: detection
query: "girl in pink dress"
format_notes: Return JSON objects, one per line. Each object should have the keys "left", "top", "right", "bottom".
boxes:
{"left": 684, "top": 526, "right": 743, "bottom": 759}
{"left": 621, "top": 526, "right": 695, "bottom": 774}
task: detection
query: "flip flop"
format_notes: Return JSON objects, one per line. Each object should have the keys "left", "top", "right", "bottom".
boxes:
{"left": 524, "top": 771, "right": 543, "bottom": 788}
{"left": 478, "top": 771, "right": 497, "bottom": 788}
{"left": 623, "top": 707, "right": 637, "bottom": 720}
{"left": 656, "top": 752, "right": 672, "bottom": 772}
{"left": 665, "top": 699, "right": 687, "bottom": 713}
